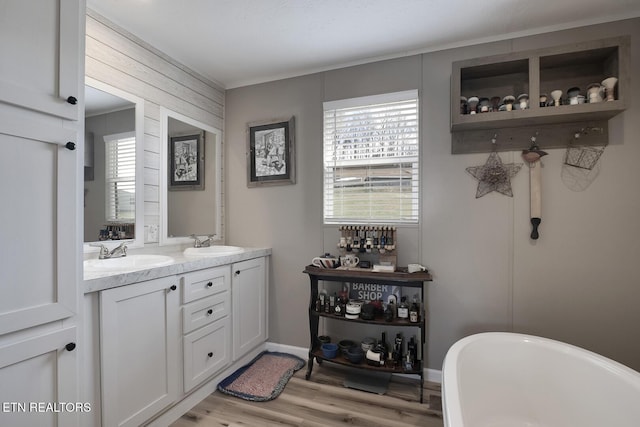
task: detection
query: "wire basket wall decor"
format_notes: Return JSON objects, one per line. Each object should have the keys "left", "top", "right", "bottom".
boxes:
{"left": 564, "top": 145, "right": 605, "bottom": 170}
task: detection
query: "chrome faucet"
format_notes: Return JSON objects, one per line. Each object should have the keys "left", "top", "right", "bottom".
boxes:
{"left": 90, "top": 241, "right": 129, "bottom": 259}
{"left": 190, "top": 234, "right": 215, "bottom": 248}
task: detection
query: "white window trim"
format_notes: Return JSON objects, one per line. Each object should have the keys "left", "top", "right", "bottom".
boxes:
{"left": 323, "top": 90, "right": 420, "bottom": 225}
{"left": 104, "top": 131, "right": 136, "bottom": 223}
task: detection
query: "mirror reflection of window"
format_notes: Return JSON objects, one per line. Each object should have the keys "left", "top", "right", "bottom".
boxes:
{"left": 84, "top": 86, "right": 135, "bottom": 242}
{"left": 101, "top": 132, "right": 136, "bottom": 240}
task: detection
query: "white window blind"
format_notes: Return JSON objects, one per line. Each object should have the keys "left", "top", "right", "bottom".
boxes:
{"left": 323, "top": 90, "right": 419, "bottom": 224}
{"left": 104, "top": 132, "right": 135, "bottom": 222}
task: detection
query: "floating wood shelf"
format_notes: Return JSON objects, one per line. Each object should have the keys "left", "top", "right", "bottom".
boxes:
{"left": 451, "top": 36, "right": 630, "bottom": 154}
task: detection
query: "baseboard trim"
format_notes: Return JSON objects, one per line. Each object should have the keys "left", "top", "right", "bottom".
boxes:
{"left": 265, "top": 341, "right": 442, "bottom": 384}
{"left": 147, "top": 344, "right": 267, "bottom": 427}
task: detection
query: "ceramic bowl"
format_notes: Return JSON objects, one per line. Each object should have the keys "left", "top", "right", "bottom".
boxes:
{"left": 311, "top": 256, "right": 339, "bottom": 268}
{"left": 345, "top": 346, "right": 364, "bottom": 364}
{"left": 318, "top": 335, "right": 331, "bottom": 345}
{"left": 338, "top": 339, "right": 356, "bottom": 356}
{"left": 321, "top": 343, "right": 338, "bottom": 359}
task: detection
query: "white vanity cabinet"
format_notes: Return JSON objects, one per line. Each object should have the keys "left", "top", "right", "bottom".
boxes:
{"left": 0, "top": 1, "right": 84, "bottom": 426}
{"left": 181, "top": 266, "right": 231, "bottom": 392}
{"left": 90, "top": 253, "right": 270, "bottom": 427}
{"left": 100, "top": 276, "right": 180, "bottom": 427}
{"left": 232, "top": 257, "right": 268, "bottom": 361}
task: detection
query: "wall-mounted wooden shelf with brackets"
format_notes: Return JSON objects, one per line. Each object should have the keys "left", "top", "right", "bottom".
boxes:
{"left": 450, "top": 36, "right": 630, "bottom": 154}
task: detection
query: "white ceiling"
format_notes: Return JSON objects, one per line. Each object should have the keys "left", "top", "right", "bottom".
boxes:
{"left": 85, "top": 85, "right": 133, "bottom": 116}
{"left": 86, "top": 0, "right": 640, "bottom": 89}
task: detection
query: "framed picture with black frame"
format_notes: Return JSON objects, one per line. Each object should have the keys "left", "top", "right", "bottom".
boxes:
{"left": 169, "top": 133, "right": 204, "bottom": 190}
{"left": 247, "top": 116, "right": 295, "bottom": 187}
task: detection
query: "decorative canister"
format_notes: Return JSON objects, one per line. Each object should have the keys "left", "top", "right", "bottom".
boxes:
{"left": 361, "top": 337, "right": 376, "bottom": 352}
{"left": 345, "top": 300, "right": 363, "bottom": 319}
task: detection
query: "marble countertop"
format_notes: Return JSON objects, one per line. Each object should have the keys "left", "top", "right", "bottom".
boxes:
{"left": 84, "top": 246, "right": 271, "bottom": 294}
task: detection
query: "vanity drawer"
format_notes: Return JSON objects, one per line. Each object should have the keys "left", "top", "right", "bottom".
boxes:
{"left": 183, "top": 317, "right": 230, "bottom": 392}
{"left": 182, "top": 265, "right": 230, "bottom": 303}
{"left": 182, "top": 292, "right": 229, "bottom": 334}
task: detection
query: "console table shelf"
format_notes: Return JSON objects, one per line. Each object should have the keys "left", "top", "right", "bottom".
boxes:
{"left": 312, "top": 311, "right": 423, "bottom": 327}
{"left": 309, "top": 347, "right": 423, "bottom": 375}
{"left": 303, "top": 265, "right": 433, "bottom": 403}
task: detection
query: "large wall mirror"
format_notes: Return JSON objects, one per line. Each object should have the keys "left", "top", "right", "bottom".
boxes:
{"left": 83, "top": 78, "right": 144, "bottom": 251}
{"left": 160, "top": 107, "right": 222, "bottom": 246}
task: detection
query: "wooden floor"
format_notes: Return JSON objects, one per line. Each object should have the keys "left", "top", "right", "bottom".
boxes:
{"left": 170, "top": 363, "right": 444, "bottom": 427}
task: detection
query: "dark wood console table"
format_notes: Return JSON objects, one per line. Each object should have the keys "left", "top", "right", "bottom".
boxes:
{"left": 303, "top": 265, "right": 433, "bottom": 403}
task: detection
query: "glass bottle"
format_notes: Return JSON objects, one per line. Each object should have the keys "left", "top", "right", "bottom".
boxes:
{"left": 393, "top": 333, "right": 403, "bottom": 366}
{"left": 409, "top": 296, "right": 419, "bottom": 323}
{"left": 334, "top": 295, "right": 343, "bottom": 316}
{"left": 398, "top": 296, "right": 409, "bottom": 320}
{"left": 384, "top": 303, "right": 394, "bottom": 322}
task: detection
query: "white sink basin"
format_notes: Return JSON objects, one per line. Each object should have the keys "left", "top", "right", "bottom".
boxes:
{"left": 84, "top": 254, "right": 174, "bottom": 273}
{"left": 183, "top": 245, "right": 244, "bottom": 257}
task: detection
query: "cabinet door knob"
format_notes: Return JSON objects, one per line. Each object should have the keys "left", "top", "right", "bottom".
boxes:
{"left": 65, "top": 342, "right": 76, "bottom": 352}
{"left": 169, "top": 284, "right": 177, "bottom": 291}
{"left": 66, "top": 96, "right": 78, "bottom": 105}
{"left": 208, "top": 352, "right": 213, "bottom": 358}
{"left": 235, "top": 270, "right": 240, "bottom": 276}
{"left": 65, "top": 141, "right": 76, "bottom": 151}
{"left": 206, "top": 281, "right": 213, "bottom": 287}
{"left": 206, "top": 309, "right": 213, "bottom": 316}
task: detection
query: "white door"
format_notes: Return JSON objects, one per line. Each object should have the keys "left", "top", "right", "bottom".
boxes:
{"left": 100, "top": 276, "right": 180, "bottom": 427}
{"left": 0, "top": 0, "right": 82, "bottom": 336}
{"left": 0, "top": 0, "right": 82, "bottom": 120}
{"left": 0, "top": 0, "right": 83, "bottom": 425}
{"left": 0, "top": 117, "right": 79, "bottom": 334}
{"left": 0, "top": 327, "right": 78, "bottom": 427}
{"left": 232, "top": 257, "right": 267, "bottom": 361}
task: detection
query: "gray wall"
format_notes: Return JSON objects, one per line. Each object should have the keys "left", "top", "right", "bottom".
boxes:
{"left": 226, "top": 18, "right": 640, "bottom": 372}
{"left": 167, "top": 127, "right": 218, "bottom": 237}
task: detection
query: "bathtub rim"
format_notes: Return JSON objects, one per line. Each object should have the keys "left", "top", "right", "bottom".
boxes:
{"left": 442, "top": 331, "right": 640, "bottom": 427}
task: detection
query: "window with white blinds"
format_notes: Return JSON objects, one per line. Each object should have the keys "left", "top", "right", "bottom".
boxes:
{"left": 104, "top": 132, "right": 135, "bottom": 222}
{"left": 323, "top": 90, "right": 419, "bottom": 224}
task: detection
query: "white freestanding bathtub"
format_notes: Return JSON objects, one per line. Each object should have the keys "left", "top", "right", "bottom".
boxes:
{"left": 442, "top": 332, "right": 640, "bottom": 427}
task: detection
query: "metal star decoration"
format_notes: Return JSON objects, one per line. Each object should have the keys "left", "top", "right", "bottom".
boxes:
{"left": 466, "top": 152, "right": 523, "bottom": 198}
